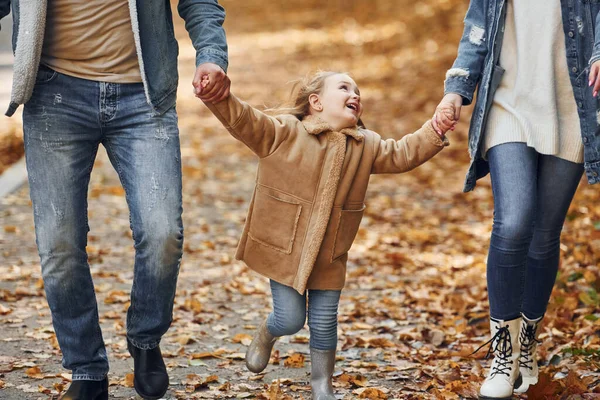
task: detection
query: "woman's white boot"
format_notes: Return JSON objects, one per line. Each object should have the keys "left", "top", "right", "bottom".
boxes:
{"left": 514, "top": 314, "right": 543, "bottom": 394}
{"left": 478, "top": 317, "right": 522, "bottom": 400}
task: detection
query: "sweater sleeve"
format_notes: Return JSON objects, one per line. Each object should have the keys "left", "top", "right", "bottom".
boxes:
{"left": 371, "top": 120, "right": 449, "bottom": 174}
{"left": 204, "top": 94, "right": 293, "bottom": 158}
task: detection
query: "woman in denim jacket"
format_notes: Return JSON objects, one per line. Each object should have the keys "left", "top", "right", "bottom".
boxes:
{"left": 433, "top": 1, "right": 600, "bottom": 399}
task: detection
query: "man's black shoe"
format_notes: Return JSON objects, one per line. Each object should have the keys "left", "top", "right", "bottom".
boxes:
{"left": 127, "top": 338, "right": 169, "bottom": 399}
{"left": 60, "top": 378, "right": 108, "bottom": 400}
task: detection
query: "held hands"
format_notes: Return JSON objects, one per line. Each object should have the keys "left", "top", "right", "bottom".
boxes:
{"left": 432, "top": 93, "right": 463, "bottom": 136}
{"left": 589, "top": 60, "right": 600, "bottom": 97}
{"left": 193, "top": 62, "right": 231, "bottom": 103}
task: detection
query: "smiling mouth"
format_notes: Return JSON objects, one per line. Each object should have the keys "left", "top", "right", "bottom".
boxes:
{"left": 346, "top": 104, "right": 358, "bottom": 112}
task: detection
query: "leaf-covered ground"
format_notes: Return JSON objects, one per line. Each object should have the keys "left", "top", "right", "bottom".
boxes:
{"left": 1, "top": 1, "right": 599, "bottom": 398}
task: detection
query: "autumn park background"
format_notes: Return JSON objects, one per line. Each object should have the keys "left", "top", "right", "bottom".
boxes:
{"left": 0, "top": 1, "right": 599, "bottom": 398}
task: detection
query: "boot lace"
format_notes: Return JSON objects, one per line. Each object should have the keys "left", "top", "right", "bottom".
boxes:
{"left": 519, "top": 322, "right": 541, "bottom": 370}
{"left": 472, "top": 325, "right": 514, "bottom": 378}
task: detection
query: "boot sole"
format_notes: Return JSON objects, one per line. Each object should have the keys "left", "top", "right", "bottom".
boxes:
{"left": 127, "top": 340, "right": 168, "bottom": 400}
{"left": 478, "top": 374, "right": 522, "bottom": 400}
{"left": 62, "top": 383, "right": 108, "bottom": 400}
{"left": 245, "top": 360, "right": 268, "bottom": 373}
{"left": 245, "top": 347, "right": 269, "bottom": 373}
{"left": 133, "top": 377, "right": 168, "bottom": 400}
{"left": 514, "top": 376, "right": 537, "bottom": 394}
{"left": 244, "top": 334, "right": 276, "bottom": 373}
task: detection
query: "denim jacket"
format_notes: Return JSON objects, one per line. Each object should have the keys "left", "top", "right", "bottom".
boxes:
{"left": 0, "top": 0, "right": 228, "bottom": 116}
{"left": 445, "top": 0, "right": 600, "bottom": 192}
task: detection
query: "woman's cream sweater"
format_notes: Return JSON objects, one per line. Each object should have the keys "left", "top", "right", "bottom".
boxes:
{"left": 484, "top": 0, "right": 584, "bottom": 163}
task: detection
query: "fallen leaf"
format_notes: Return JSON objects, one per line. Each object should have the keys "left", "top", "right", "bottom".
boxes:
{"left": 25, "top": 366, "right": 44, "bottom": 379}
{"left": 123, "top": 373, "right": 134, "bottom": 388}
{"left": 283, "top": 353, "right": 305, "bottom": 368}
{"left": 232, "top": 333, "right": 253, "bottom": 346}
{"left": 355, "top": 387, "right": 389, "bottom": 399}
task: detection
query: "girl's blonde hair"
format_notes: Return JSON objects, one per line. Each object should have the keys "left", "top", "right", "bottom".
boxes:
{"left": 270, "top": 71, "right": 365, "bottom": 128}
{"left": 276, "top": 71, "right": 340, "bottom": 120}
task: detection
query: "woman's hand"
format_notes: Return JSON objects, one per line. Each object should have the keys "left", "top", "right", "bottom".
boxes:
{"left": 589, "top": 60, "right": 600, "bottom": 97}
{"left": 432, "top": 93, "right": 463, "bottom": 135}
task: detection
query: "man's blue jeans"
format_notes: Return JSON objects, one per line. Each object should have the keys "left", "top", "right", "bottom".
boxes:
{"left": 486, "top": 143, "right": 583, "bottom": 321}
{"left": 266, "top": 280, "right": 340, "bottom": 350}
{"left": 23, "top": 66, "right": 184, "bottom": 381}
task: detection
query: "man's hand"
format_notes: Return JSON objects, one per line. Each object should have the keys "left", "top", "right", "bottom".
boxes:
{"left": 193, "top": 63, "right": 230, "bottom": 103}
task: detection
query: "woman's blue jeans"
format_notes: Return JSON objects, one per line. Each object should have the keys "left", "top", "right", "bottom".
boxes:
{"left": 23, "top": 67, "right": 184, "bottom": 380}
{"left": 266, "top": 280, "right": 341, "bottom": 350}
{"left": 486, "top": 143, "right": 583, "bottom": 321}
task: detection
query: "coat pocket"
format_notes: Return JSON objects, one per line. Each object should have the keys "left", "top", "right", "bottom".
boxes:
{"left": 331, "top": 204, "right": 366, "bottom": 262}
{"left": 248, "top": 188, "right": 303, "bottom": 254}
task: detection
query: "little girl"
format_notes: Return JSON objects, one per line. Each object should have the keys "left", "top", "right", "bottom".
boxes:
{"left": 201, "top": 71, "right": 453, "bottom": 399}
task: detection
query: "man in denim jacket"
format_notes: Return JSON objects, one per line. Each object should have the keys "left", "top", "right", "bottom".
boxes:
{"left": 438, "top": 0, "right": 600, "bottom": 192}
{"left": 0, "top": 1, "right": 229, "bottom": 399}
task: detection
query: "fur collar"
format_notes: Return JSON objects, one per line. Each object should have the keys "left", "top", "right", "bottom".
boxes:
{"left": 301, "top": 115, "right": 364, "bottom": 142}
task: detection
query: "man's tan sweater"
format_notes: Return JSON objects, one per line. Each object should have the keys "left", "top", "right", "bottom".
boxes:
{"left": 41, "top": 0, "right": 141, "bottom": 83}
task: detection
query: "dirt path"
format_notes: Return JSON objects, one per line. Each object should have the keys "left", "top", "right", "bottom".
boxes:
{"left": 1, "top": 1, "right": 599, "bottom": 399}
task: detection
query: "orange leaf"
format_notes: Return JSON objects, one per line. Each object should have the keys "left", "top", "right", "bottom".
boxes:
{"left": 527, "top": 372, "right": 563, "bottom": 399}
{"left": 25, "top": 366, "right": 44, "bottom": 379}
{"left": 564, "top": 370, "right": 587, "bottom": 394}
{"left": 124, "top": 373, "right": 135, "bottom": 388}
{"left": 0, "top": 304, "right": 12, "bottom": 315}
{"left": 232, "top": 333, "right": 253, "bottom": 346}
{"left": 190, "top": 349, "right": 227, "bottom": 359}
{"left": 283, "top": 352, "right": 305, "bottom": 368}
{"left": 357, "top": 387, "right": 388, "bottom": 399}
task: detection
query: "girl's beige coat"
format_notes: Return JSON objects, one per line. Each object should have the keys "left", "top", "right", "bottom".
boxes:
{"left": 206, "top": 95, "right": 448, "bottom": 294}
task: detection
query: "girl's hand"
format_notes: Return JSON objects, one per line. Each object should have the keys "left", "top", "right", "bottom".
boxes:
{"left": 197, "top": 75, "right": 210, "bottom": 96}
{"left": 432, "top": 93, "right": 463, "bottom": 135}
{"left": 193, "top": 62, "right": 231, "bottom": 103}
{"left": 589, "top": 60, "right": 600, "bottom": 97}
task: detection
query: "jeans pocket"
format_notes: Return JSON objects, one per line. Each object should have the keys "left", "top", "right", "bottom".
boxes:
{"left": 248, "top": 187, "right": 303, "bottom": 254}
{"left": 331, "top": 204, "right": 365, "bottom": 261}
{"left": 35, "top": 65, "right": 58, "bottom": 85}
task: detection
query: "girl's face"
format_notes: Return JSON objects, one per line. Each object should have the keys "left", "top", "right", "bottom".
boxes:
{"left": 309, "top": 74, "right": 362, "bottom": 131}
